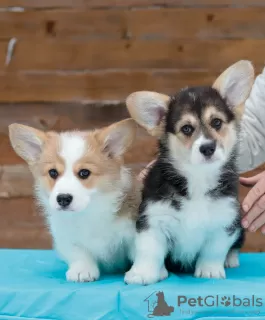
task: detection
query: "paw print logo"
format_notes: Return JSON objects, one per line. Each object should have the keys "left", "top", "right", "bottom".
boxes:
{"left": 221, "top": 296, "right": 231, "bottom": 307}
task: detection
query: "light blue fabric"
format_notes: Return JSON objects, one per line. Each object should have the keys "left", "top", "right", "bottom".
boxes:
{"left": 0, "top": 250, "right": 264, "bottom": 319}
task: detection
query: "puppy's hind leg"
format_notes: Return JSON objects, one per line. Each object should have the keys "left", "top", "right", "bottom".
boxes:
{"left": 225, "top": 228, "right": 244, "bottom": 268}
{"left": 160, "top": 264, "right": 169, "bottom": 281}
{"left": 195, "top": 230, "right": 239, "bottom": 279}
{"left": 225, "top": 249, "right": 239, "bottom": 268}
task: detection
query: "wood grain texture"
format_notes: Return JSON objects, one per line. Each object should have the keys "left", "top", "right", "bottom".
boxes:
{"left": 0, "top": 102, "right": 129, "bottom": 135}
{"left": 0, "top": 134, "right": 23, "bottom": 165}
{"left": 0, "top": 164, "right": 32, "bottom": 198}
{"left": 2, "top": 0, "right": 265, "bottom": 9}
{"left": 0, "top": 70, "right": 218, "bottom": 102}
{"left": 0, "top": 197, "right": 51, "bottom": 249}
{"left": 0, "top": 39, "right": 264, "bottom": 71}
{"left": 1, "top": 8, "right": 265, "bottom": 40}
{"left": 128, "top": 8, "right": 265, "bottom": 40}
{"left": 0, "top": 7, "right": 263, "bottom": 104}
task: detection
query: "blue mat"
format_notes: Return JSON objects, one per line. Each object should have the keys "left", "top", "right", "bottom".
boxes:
{"left": 0, "top": 250, "right": 264, "bottom": 320}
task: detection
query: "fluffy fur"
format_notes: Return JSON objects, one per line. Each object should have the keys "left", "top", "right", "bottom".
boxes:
{"left": 9, "top": 119, "right": 141, "bottom": 282}
{"left": 125, "top": 61, "right": 254, "bottom": 285}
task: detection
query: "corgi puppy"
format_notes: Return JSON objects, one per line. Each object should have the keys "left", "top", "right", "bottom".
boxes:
{"left": 124, "top": 61, "right": 254, "bottom": 285}
{"left": 9, "top": 119, "right": 141, "bottom": 282}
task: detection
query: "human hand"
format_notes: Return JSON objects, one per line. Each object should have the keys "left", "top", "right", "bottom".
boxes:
{"left": 137, "top": 160, "right": 156, "bottom": 182}
{"left": 240, "top": 171, "right": 265, "bottom": 233}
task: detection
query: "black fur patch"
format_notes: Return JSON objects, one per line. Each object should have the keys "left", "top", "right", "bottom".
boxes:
{"left": 136, "top": 202, "right": 149, "bottom": 231}
{"left": 208, "top": 147, "right": 239, "bottom": 200}
{"left": 226, "top": 212, "right": 245, "bottom": 250}
{"left": 166, "top": 86, "right": 235, "bottom": 135}
{"left": 165, "top": 256, "right": 196, "bottom": 274}
{"left": 136, "top": 147, "right": 188, "bottom": 233}
{"left": 231, "top": 227, "right": 245, "bottom": 250}
{"left": 226, "top": 213, "right": 241, "bottom": 236}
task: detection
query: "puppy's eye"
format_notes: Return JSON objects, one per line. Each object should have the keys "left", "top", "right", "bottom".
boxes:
{"left": 181, "top": 125, "right": 194, "bottom": 136}
{"left": 49, "top": 169, "right": 59, "bottom": 180}
{"left": 78, "top": 169, "right": 91, "bottom": 179}
{"left": 211, "top": 118, "right": 222, "bottom": 130}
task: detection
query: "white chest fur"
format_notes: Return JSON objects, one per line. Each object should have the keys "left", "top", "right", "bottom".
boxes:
{"left": 146, "top": 164, "right": 239, "bottom": 265}
{"left": 45, "top": 196, "right": 135, "bottom": 273}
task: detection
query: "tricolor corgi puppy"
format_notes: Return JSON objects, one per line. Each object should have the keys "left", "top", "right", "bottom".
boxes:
{"left": 125, "top": 61, "right": 254, "bottom": 285}
{"left": 9, "top": 119, "right": 141, "bottom": 282}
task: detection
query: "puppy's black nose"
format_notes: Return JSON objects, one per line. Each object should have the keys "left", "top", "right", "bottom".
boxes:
{"left": 199, "top": 141, "right": 216, "bottom": 158}
{"left": 57, "top": 194, "right": 73, "bottom": 208}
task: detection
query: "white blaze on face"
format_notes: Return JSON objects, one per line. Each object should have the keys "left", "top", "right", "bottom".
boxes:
{"left": 49, "top": 132, "right": 97, "bottom": 212}
{"left": 191, "top": 134, "right": 225, "bottom": 165}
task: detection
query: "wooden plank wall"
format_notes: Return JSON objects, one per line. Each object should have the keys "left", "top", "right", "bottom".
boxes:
{"left": 0, "top": 1, "right": 265, "bottom": 102}
{"left": 0, "top": 0, "right": 264, "bottom": 251}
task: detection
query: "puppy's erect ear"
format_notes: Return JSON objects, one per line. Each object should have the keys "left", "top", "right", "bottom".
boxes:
{"left": 98, "top": 119, "right": 137, "bottom": 158}
{"left": 8, "top": 124, "right": 46, "bottom": 163}
{"left": 212, "top": 60, "right": 254, "bottom": 118}
{"left": 126, "top": 91, "right": 170, "bottom": 137}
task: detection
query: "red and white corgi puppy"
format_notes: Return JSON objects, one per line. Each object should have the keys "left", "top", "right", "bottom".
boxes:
{"left": 9, "top": 119, "right": 141, "bottom": 282}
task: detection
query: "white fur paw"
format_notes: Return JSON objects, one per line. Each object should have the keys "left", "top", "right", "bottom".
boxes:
{"left": 124, "top": 265, "right": 166, "bottom": 285}
{"left": 225, "top": 250, "right": 239, "bottom": 268}
{"left": 66, "top": 261, "right": 100, "bottom": 282}
{"left": 195, "top": 262, "right": 226, "bottom": 279}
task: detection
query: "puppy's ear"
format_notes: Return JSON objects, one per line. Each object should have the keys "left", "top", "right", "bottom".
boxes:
{"left": 8, "top": 124, "right": 46, "bottom": 163}
{"left": 212, "top": 60, "right": 254, "bottom": 119}
{"left": 126, "top": 91, "right": 170, "bottom": 137}
{"left": 98, "top": 119, "right": 137, "bottom": 158}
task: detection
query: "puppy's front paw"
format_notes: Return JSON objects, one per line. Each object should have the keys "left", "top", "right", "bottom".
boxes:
{"left": 195, "top": 262, "right": 226, "bottom": 279}
{"left": 124, "top": 265, "right": 168, "bottom": 285}
{"left": 66, "top": 261, "right": 100, "bottom": 282}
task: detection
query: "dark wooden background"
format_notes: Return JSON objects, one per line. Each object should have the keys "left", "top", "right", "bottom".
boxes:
{"left": 0, "top": 0, "right": 264, "bottom": 251}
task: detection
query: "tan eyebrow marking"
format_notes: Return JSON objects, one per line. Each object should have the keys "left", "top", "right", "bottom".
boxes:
{"left": 175, "top": 113, "right": 198, "bottom": 132}
{"left": 203, "top": 106, "right": 227, "bottom": 124}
